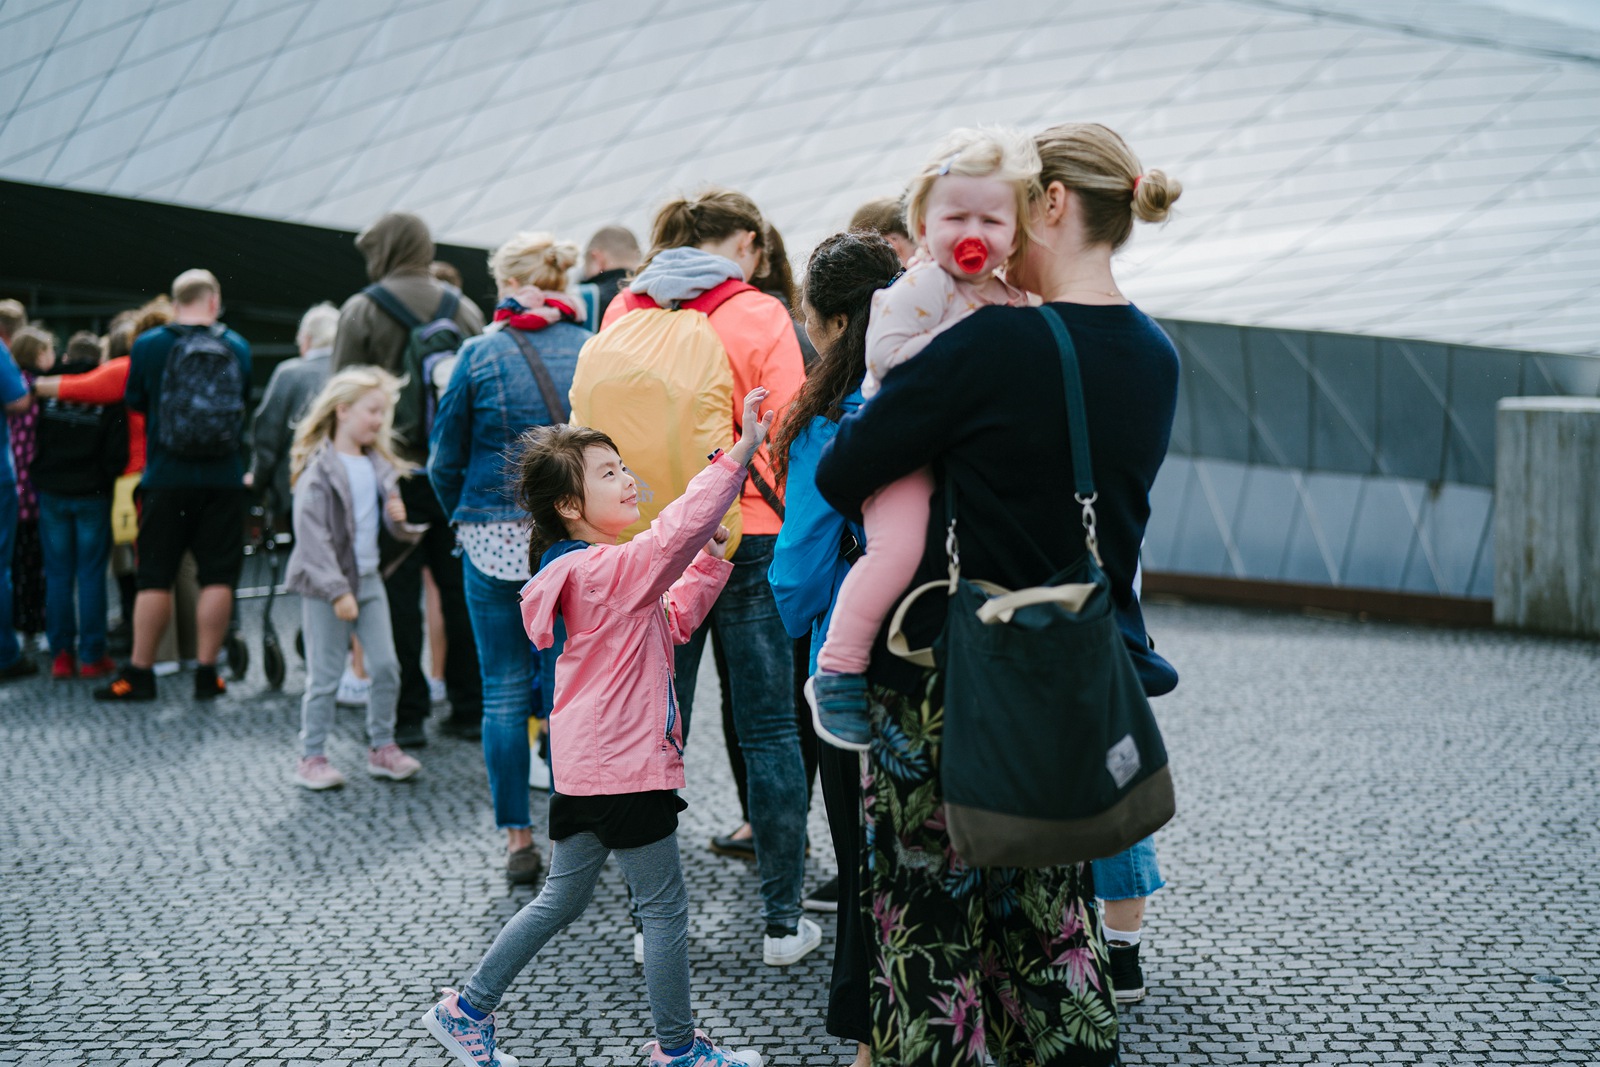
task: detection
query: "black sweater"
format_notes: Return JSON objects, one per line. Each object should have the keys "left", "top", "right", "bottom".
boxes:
{"left": 815, "top": 301, "right": 1180, "bottom": 695}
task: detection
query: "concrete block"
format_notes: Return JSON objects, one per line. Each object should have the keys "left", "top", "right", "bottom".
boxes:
{"left": 1494, "top": 397, "right": 1600, "bottom": 637}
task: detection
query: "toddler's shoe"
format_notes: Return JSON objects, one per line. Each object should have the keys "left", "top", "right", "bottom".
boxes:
{"left": 422, "top": 988, "right": 519, "bottom": 1067}
{"left": 368, "top": 743, "right": 422, "bottom": 781}
{"left": 762, "top": 916, "right": 822, "bottom": 966}
{"left": 644, "top": 1030, "right": 763, "bottom": 1066}
{"left": 804, "top": 672, "right": 871, "bottom": 752}
{"left": 294, "top": 756, "right": 346, "bottom": 790}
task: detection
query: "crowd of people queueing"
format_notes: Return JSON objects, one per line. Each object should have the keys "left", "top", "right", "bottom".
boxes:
{"left": 0, "top": 119, "right": 1183, "bottom": 1067}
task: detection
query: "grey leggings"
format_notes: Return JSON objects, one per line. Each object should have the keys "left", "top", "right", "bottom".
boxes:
{"left": 462, "top": 831, "right": 693, "bottom": 1048}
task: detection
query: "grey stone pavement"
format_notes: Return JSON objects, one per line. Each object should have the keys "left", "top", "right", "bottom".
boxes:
{"left": 2, "top": 594, "right": 1597, "bottom": 1065}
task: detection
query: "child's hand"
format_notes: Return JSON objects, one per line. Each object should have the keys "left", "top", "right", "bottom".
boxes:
{"left": 728, "top": 387, "right": 776, "bottom": 468}
{"left": 704, "top": 524, "right": 731, "bottom": 560}
{"left": 333, "top": 594, "right": 359, "bottom": 622}
{"left": 385, "top": 492, "right": 407, "bottom": 524}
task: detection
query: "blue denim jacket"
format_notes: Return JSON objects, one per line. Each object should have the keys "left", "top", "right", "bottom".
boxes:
{"left": 428, "top": 321, "right": 590, "bottom": 524}
{"left": 769, "top": 392, "right": 866, "bottom": 676}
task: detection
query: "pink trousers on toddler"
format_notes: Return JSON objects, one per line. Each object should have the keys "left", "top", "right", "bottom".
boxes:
{"left": 814, "top": 465, "right": 935, "bottom": 675}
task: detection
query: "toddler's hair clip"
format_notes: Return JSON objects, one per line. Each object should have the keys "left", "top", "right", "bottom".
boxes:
{"left": 937, "top": 152, "right": 961, "bottom": 176}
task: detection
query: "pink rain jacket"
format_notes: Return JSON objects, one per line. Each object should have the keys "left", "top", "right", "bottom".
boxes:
{"left": 520, "top": 454, "right": 744, "bottom": 795}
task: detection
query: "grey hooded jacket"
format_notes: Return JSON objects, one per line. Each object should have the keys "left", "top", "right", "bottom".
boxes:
{"left": 284, "top": 442, "right": 426, "bottom": 603}
{"left": 331, "top": 212, "right": 484, "bottom": 377}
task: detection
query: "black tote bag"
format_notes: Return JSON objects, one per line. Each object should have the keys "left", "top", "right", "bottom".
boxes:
{"left": 890, "top": 305, "right": 1175, "bottom": 868}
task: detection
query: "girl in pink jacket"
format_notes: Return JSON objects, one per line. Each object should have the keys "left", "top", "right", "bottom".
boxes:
{"left": 422, "top": 389, "right": 775, "bottom": 1067}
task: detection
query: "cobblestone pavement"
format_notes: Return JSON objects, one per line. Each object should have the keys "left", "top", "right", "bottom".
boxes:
{"left": 2, "top": 597, "right": 1596, "bottom": 1065}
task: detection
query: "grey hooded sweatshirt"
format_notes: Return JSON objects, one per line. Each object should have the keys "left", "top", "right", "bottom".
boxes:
{"left": 331, "top": 212, "right": 484, "bottom": 377}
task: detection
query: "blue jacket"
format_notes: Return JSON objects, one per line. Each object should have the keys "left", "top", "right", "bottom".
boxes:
{"left": 428, "top": 321, "right": 590, "bottom": 524}
{"left": 769, "top": 392, "right": 867, "bottom": 676}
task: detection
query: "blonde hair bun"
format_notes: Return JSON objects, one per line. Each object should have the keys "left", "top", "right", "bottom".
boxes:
{"left": 1133, "top": 169, "right": 1181, "bottom": 224}
{"left": 489, "top": 231, "right": 579, "bottom": 290}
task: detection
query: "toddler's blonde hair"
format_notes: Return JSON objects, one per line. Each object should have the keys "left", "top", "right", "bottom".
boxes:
{"left": 903, "top": 126, "right": 1042, "bottom": 257}
{"left": 289, "top": 366, "right": 408, "bottom": 488}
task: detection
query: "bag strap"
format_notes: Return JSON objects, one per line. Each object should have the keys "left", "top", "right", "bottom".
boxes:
{"left": 682, "top": 279, "right": 757, "bottom": 315}
{"left": 1038, "top": 305, "right": 1102, "bottom": 566}
{"left": 433, "top": 288, "right": 460, "bottom": 324}
{"left": 363, "top": 284, "right": 422, "bottom": 331}
{"left": 506, "top": 329, "right": 571, "bottom": 423}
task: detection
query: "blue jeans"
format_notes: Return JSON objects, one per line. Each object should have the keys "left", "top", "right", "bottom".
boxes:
{"left": 0, "top": 486, "right": 17, "bottom": 669}
{"left": 462, "top": 555, "right": 544, "bottom": 830}
{"left": 1091, "top": 835, "right": 1165, "bottom": 901}
{"left": 39, "top": 493, "right": 112, "bottom": 663}
{"left": 674, "top": 534, "right": 806, "bottom": 932}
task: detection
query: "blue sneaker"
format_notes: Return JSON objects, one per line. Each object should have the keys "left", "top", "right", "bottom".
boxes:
{"left": 805, "top": 673, "right": 871, "bottom": 752}
{"left": 644, "top": 1029, "right": 763, "bottom": 1066}
{"left": 421, "top": 988, "right": 518, "bottom": 1067}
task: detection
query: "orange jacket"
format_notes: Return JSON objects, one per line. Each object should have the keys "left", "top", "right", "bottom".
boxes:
{"left": 602, "top": 289, "right": 803, "bottom": 534}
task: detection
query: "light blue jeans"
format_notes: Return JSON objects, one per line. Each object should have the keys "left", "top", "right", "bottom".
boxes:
{"left": 673, "top": 534, "right": 807, "bottom": 934}
{"left": 461, "top": 555, "right": 545, "bottom": 830}
{"left": 0, "top": 486, "right": 18, "bottom": 669}
{"left": 1092, "top": 835, "right": 1165, "bottom": 901}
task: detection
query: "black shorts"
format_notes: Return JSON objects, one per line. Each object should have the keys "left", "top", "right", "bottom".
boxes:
{"left": 136, "top": 487, "right": 247, "bottom": 590}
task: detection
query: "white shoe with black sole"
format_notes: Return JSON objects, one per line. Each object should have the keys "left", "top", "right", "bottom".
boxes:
{"left": 763, "top": 916, "right": 823, "bottom": 966}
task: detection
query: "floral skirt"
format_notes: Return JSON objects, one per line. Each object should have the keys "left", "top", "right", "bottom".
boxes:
{"left": 865, "top": 671, "right": 1119, "bottom": 1067}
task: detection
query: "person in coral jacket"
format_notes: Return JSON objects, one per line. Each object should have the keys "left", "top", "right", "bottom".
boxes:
{"left": 598, "top": 188, "right": 818, "bottom": 967}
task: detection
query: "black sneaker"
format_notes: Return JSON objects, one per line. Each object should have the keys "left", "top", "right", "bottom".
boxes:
{"left": 0, "top": 657, "right": 40, "bottom": 681}
{"left": 438, "top": 714, "right": 482, "bottom": 742}
{"left": 1107, "top": 941, "right": 1146, "bottom": 1004}
{"left": 507, "top": 845, "right": 542, "bottom": 885}
{"left": 708, "top": 826, "right": 756, "bottom": 860}
{"left": 94, "top": 666, "right": 156, "bottom": 701}
{"left": 802, "top": 875, "right": 840, "bottom": 913}
{"left": 394, "top": 721, "right": 428, "bottom": 748}
{"left": 194, "top": 664, "right": 226, "bottom": 701}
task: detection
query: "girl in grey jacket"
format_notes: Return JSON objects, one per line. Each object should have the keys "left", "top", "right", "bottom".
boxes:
{"left": 284, "top": 367, "right": 427, "bottom": 791}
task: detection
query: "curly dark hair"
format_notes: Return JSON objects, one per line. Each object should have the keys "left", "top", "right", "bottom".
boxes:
{"left": 511, "top": 423, "right": 620, "bottom": 570}
{"left": 770, "top": 231, "right": 902, "bottom": 487}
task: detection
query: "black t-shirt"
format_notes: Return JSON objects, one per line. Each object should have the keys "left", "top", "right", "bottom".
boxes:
{"left": 548, "top": 790, "right": 687, "bottom": 850}
{"left": 816, "top": 302, "right": 1180, "bottom": 694}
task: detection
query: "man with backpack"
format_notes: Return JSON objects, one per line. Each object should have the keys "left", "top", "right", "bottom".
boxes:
{"left": 333, "top": 212, "right": 484, "bottom": 746}
{"left": 97, "top": 270, "right": 251, "bottom": 702}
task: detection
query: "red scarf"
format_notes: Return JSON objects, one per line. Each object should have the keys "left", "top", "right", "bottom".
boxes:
{"left": 494, "top": 293, "right": 579, "bottom": 331}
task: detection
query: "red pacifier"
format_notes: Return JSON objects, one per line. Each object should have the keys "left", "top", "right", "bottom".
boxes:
{"left": 953, "top": 237, "right": 988, "bottom": 274}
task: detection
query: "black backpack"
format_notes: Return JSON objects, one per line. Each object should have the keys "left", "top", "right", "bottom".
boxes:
{"left": 362, "top": 284, "right": 463, "bottom": 459}
{"left": 157, "top": 324, "right": 244, "bottom": 459}
{"left": 32, "top": 362, "right": 128, "bottom": 497}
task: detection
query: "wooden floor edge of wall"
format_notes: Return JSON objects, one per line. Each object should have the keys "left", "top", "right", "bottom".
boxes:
{"left": 1140, "top": 572, "right": 1495, "bottom": 629}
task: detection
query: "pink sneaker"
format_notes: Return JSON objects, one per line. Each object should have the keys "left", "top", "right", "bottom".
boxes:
{"left": 644, "top": 1030, "right": 764, "bottom": 1066}
{"left": 421, "top": 988, "right": 519, "bottom": 1067}
{"left": 368, "top": 743, "right": 422, "bottom": 781}
{"left": 294, "top": 756, "right": 346, "bottom": 791}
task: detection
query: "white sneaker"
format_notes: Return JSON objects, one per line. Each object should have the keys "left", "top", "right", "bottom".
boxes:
{"left": 528, "top": 750, "right": 551, "bottom": 790}
{"left": 428, "top": 675, "right": 447, "bottom": 704}
{"left": 762, "top": 916, "right": 822, "bottom": 966}
{"left": 336, "top": 669, "right": 370, "bottom": 707}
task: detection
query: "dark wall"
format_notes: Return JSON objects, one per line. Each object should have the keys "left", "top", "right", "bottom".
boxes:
{"left": 0, "top": 179, "right": 492, "bottom": 390}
